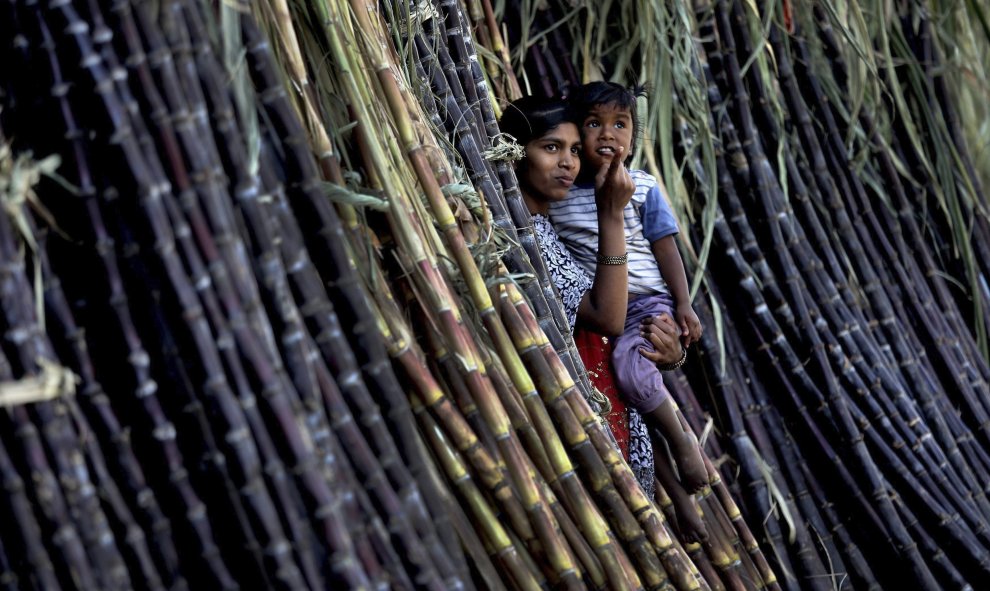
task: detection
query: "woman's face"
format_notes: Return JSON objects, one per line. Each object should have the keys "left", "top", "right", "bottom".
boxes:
{"left": 519, "top": 123, "right": 581, "bottom": 206}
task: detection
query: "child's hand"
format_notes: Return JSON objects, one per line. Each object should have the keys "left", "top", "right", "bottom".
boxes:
{"left": 675, "top": 303, "right": 702, "bottom": 348}
{"left": 594, "top": 146, "right": 634, "bottom": 215}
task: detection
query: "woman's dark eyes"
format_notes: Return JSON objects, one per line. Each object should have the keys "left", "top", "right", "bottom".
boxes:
{"left": 542, "top": 144, "right": 582, "bottom": 155}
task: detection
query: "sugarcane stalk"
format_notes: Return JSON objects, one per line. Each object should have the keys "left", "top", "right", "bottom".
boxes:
{"left": 785, "top": 6, "right": 985, "bottom": 432}
{"left": 539, "top": 477, "right": 607, "bottom": 589}
{"left": 99, "top": 5, "right": 340, "bottom": 587}
{"left": 780, "top": 30, "right": 990, "bottom": 552}
{"left": 441, "top": 0, "right": 599, "bottom": 394}
{"left": 797, "top": 462, "right": 879, "bottom": 590}
{"left": 371, "top": 263, "right": 572, "bottom": 586}
{"left": 505, "top": 287, "right": 684, "bottom": 550}
{"left": 0, "top": 405, "right": 101, "bottom": 591}
{"left": 4, "top": 77, "right": 185, "bottom": 585}
{"left": 404, "top": 401, "right": 510, "bottom": 591}
{"left": 0, "top": 161, "right": 133, "bottom": 591}
{"left": 0, "top": 427, "right": 63, "bottom": 591}
{"left": 59, "top": 127, "right": 237, "bottom": 589}
{"left": 248, "top": 0, "right": 355, "bottom": 226}
{"left": 465, "top": 0, "right": 523, "bottom": 100}
{"left": 41, "top": 2, "right": 368, "bottom": 586}
{"left": 41, "top": 245, "right": 184, "bottom": 589}
{"left": 363, "top": 15, "right": 653, "bottom": 583}
{"left": 75, "top": 413, "right": 167, "bottom": 591}
{"left": 385, "top": 303, "right": 545, "bottom": 555}
{"left": 413, "top": 396, "right": 541, "bottom": 591}
{"left": 129, "top": 15, "right": 328, "bottom": 589}
{"left": 499, "top": 291, "right": 663, "bottom": 590}
{"left": 709, "top": 4, "right": 949, "bottom": 586}
{"left": 892, "top": 491, "right": 973, "bottom": 589}
{"left": 502, "top": 285, "right": 721, "bottom": 591}
{"left": 0, "top": 534, "right": 16, "bottom": 591}
{"left": 241, "top": 16, "right": 480, "bottom": 587}
{"left": 25, "top": 230, "right": 166, "bottom": 591}
{"left": 794, "top": 12, "right": 990, "bottom": 422}
{"left": 415, "top": 13, "right": 597, "bottom": 397}
{"left": 256, "top": 11, "right": 491, "bottom": 573}
{"left": 323, "top": 3, "right": 593, "bottom": 586}
{"left": 724, "top": 3, "right": 988, "bottom": 556}
{"left": 744, "top": 13, "right": 990, "bottom": 572}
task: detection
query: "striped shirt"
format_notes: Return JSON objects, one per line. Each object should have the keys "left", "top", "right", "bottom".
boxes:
{"left": 547, "top": 169, "right": 678, "bottom": 296}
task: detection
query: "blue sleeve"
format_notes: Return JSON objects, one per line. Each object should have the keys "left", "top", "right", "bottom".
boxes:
{"left": 641, "top": 182, "right": 678, "bottom": 242}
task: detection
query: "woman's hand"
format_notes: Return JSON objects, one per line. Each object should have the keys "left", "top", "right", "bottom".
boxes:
{"left": 637, "top": 313, "right": 684, "bottom": 366}
{"left": 594, "top": 146, "right": 634, "bottom": 216}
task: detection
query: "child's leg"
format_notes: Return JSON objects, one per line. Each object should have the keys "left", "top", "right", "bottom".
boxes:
{"left": 643, "top": 399, "right": 708, "bottom": 493}
{"left": 611, "top": 295, "right": 709, "bottom": 493}
{"left": 651, "top": 434, "right": 708, "bottom": 543}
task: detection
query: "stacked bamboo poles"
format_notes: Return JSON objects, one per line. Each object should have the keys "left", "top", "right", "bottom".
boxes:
{"left": 495, "top": 0, "right": 990, "bottom": 589}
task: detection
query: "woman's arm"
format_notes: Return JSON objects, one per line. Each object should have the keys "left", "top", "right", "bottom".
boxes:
{"left": 575, "top": 149, "right": 635, "bottom": 336}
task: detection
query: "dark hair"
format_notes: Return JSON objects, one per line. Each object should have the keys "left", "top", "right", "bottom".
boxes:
{"left": 499, "top": 95, "right": 576, "bottom": 146}
{"left": 570, "top": 81, "right": 646, "bottom": 158}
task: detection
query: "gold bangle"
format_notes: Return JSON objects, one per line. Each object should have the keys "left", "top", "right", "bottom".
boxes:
{"left": 596, "top": 253, "right": 628, "bottom": 265}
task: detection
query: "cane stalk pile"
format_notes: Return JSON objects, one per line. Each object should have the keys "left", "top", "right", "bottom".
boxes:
{"left": 0, "top": 0, "right": 782, "bottom": 589}
{"left": 495, "top": 0, "right": 990, "bottom": 589}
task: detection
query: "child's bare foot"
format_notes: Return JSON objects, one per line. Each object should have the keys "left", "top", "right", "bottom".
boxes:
{"left": 671, "top": 491, "right": 708, "bottom": 544}
{"left": 671, "top": 431, "right": 708, "bottom": 493}
{"left": 644, "top": 400, "right": 709, "bottom": 492}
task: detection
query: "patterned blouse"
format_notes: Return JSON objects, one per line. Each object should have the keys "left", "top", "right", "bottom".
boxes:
{"left": 532, "top": 213, "right": 656, "bottom": 500}
{"left": 532, "top": 214, "right": 592, "bottom": 328}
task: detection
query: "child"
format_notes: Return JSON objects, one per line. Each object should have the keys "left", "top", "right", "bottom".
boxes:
{"left": 549, "top": 82, "right": 709, "bottom": 501}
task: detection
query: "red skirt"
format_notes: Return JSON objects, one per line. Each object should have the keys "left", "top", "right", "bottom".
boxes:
{"left": 573, "top": 328, "right": 630, "bottom": 460}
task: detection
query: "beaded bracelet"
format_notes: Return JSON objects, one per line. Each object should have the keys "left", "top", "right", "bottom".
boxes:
{"left": 657, "top": 347, "right": 687, "bottom": 372}
{"left": 596, "top": 252, "right": 628, "bottom": 265}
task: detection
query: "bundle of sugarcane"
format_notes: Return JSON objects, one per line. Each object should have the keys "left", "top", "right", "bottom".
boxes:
{"left": 385, "top": 1, "right": 780, "bottom": 587}
{"left": 0, "top": 0, "right": 480, "bottom": 587}
{"left": 0, "top": 0, "right": 782, "bottom": 590}
{"left": 244, "top": 0, "right": 783, "bottom": 587}
{"left": 496, "top": 0, "right": 990, "bottom": 589}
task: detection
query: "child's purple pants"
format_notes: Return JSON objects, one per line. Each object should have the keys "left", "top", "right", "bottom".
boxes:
{"left": 610, "top": 293, "right": 674, "bottom": 414}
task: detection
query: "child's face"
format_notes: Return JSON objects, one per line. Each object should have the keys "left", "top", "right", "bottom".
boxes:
{"left": 580, "top": 103, "right": 634, "bottom": 171}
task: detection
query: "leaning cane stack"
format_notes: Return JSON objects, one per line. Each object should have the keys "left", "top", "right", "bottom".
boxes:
{"left": 0, "top": 0, "right": 987, "bottom": 590}
{"left": 493, "top": 0, "right": 990, "bottom": 589}
{"left": 0, "top": 0, "right": 779, "bottom": 589}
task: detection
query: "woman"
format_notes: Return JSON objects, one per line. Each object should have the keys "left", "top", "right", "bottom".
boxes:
{"left": 500, "top": 97, "right": 705, "bottom": 541}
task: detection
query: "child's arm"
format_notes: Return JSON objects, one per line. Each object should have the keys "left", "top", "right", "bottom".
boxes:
{"left": 640, "top": 178, "right": 702, "bottom": 346}
{"left": 651, "top": 236, "right": 702, "bottom": 347}
{"left": 575, "top": 149, "right": 635, "bottom": 336}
